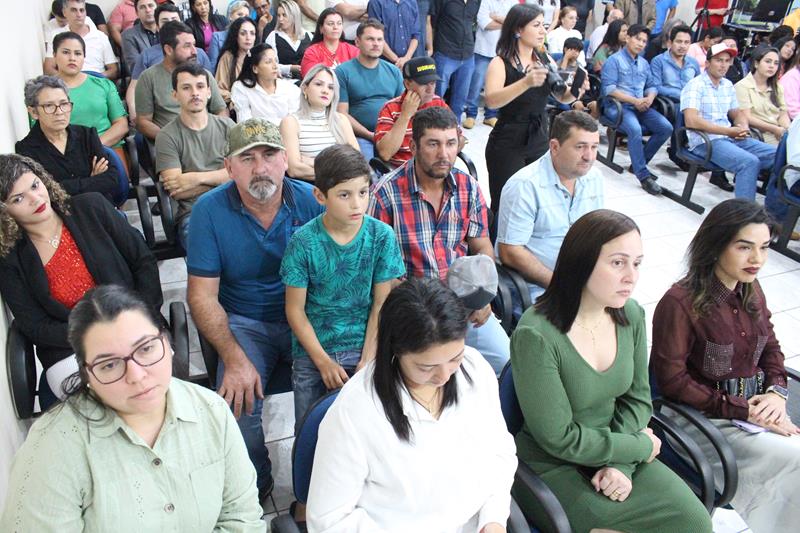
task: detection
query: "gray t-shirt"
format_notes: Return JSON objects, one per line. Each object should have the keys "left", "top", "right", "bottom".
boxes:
{"left": 155, "top": 114, "right": 234, "bottom": 226}
{"left": 135, "top": 63, "right": 226, "bottom": 128}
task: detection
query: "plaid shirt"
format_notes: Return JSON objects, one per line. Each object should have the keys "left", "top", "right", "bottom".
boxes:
{"left": 374, "top": 92, "right": 454, "bottom": 167}
{"left": 368, "top": 159, "right": 489, "bottom": 280}
{"left": 680, "top": 71, "right": 738, "bottom": 150}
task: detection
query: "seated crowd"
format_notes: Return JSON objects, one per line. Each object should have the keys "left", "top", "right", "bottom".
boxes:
{"left": 2, "top": 1, "right": 800, "bottom": 532}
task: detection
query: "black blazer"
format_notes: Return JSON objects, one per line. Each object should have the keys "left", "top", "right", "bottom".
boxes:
{"left": 0, "top": 193, "right": 162, "bottom": 370}
{"left": 186, "top": 13, "right": 229, "bottom": 51}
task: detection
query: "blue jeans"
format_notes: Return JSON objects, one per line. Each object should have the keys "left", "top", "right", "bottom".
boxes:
{"left": 292, "top": 350, "right": 360, "bottom": 431}
{"left": 604, "top": 105, "right": 672, "bottom": 180}
{"left": 415, "top": 0, "right": 429, "bottom": 57}
{"left": 465, "top": 54, "right": 496, "bottom": 120}
{"left": 220, "top": 313, "right": 293, "bottom": 493}
{"left": 766, "top": 172, "right": 800, "bottom": 221}
{"left": 690, "top": 137, "right": 777, "bottom": 200}
{"left": 434, "top": 51, "right": 475, "bottom": 124}
{"left": 178, "top": 216, "right": 190, "bottom": 252}
{"left": 465, "top": 313, "right": 509, "bottom": 376}
{"left": 357, "top": 137, "right": 375, "bottom": 162}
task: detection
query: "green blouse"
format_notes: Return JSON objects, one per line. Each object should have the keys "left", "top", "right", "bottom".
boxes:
{"left": 69, "top": 75, "right": 127, "bottom": 147}
{"left": 510, "top": 299, "right": 654, "bottom": 480}
{"left": 1, "top": 378, "right": 265, "bottom": 533}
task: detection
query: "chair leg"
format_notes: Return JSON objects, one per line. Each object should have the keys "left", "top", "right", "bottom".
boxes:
{"left": 771, "top": 205, "right": 800, "bottom": 262}
{"left": 661, "top": 164, "right": 706, "bottom": 214}
{"left": 597, "top": 128, "right": 624, "bottom": 174}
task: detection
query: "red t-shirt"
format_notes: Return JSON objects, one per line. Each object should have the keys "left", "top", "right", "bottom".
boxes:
{"left": 300, "top": 41, "right": 359, "bottom": 78}
{"left": 695, "top": 0, "right": 729, "bottom": 29}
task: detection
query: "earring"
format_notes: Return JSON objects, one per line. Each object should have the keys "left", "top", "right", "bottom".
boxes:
{"left": 514, "top": 33, "right": 520, "bottom": 39}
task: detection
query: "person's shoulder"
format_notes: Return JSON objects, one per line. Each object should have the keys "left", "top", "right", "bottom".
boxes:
{"left": 157, "top": 117, "right": 183, "bottom": 138}
{"left": 171, "top": 378, "right": 230, "bottom": 414}
{"left": 285, "top": 177, "right": 321, "bottom": 211}
{"left": 69, "top": 191, "right": 110, "bottom": 212}
{"left": 193, "top": 181, "right": 235, "bottom": 213}
{"left": 209, "top": 113, "right": 236, "bottom": 129}
{"left": 623, "top": 297, "right": 646, "bottom": 322}
{"left": 460, "top": 345, "right": 497, "bottom": 384}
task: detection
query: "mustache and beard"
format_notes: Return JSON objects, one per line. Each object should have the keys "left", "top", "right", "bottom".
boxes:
{"left": 248, "top": 174, "right": 278, "bottom": 202}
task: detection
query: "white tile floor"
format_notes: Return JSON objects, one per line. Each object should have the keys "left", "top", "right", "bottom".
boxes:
{"left": 149, "top": 112, "right": 800, "bottom": 533}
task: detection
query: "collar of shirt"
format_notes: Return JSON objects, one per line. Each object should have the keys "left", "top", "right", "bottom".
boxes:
{"left": 709, "top": 275, "right": 744, "bottom": 306}
{"left": 404, "top": 158, "right": 458, "bottom": 198}
{"left": 738, "top": 72, "right": 772, "bottom": 94}
{"left": 87, "top": 377, "right": 199, "bottom": 440}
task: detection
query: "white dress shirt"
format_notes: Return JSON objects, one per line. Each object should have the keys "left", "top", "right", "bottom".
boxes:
{"left": 588, "top": 23, "right": 608, "bottom": 58}
{"left": 46, "top": 23, "right": 116, "bottom": 73}
{"left": 230, "top": 79, "right": 301, "bottom": 124}
{"left": 307, "top": 347, "right": 517, "bottom": 533}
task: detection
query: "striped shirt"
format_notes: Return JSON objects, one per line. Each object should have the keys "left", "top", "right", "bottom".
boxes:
{"left": 368, "top": 159, "right": 489, "bottom": 279}
{"left": 680, "top": 71, "right": 738, "bottom": 150}
{"left": 297, "top": 111, "right": 338, "bottom": 158}
{"left": 374, "top": 92, "right": 454, "bottom": 167}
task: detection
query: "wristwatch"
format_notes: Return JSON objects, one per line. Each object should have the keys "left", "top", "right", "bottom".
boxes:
{"left": 766, "top": 385, "right": 789, "bottom": 401}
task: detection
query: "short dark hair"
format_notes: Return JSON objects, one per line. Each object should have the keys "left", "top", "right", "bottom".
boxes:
{"left": 373, "top": 278, "right": 470, "bottom": 442}
{"left": 534, "top": 210, "right": 640, "bottom": 333}
{"left": 702, "top": 26, "right": 724, "bottom": 40}
{"left": 160, "top": 20, "right": 194, "bottom": 54}
{"left": 134, "top": 0, "right": 154, "bottom": 8}
{"left": 356, "top": 18, "right": 384, "bottom": 38}
{"left": 563, "top": 37, "right": 583, "bottom": 51}
{"left": 669, "top": 24, "right": 692, "bottom": 42}
{"left": 549, "top": 110, "right": 599, "bottom": 143}
{"left": 627, "top": 24, "right": 650, "bottom": 40}
{"left": 411, "top": 106, "right": 458, "bottom": 146}
{"left": 314, "top": 144, "right": 371, "bottom": 194}
{"left": 171, "top": 62, "right": 210, "bottom": 90}
{"left": 312, "top": 7, "right": 341, "bottom": 44}
{"left": 53, "top": 31, "right": 85, "bottom": 54}
{"left": 155, "top": 1, "right": 180, "bottom": 23}
{"left": 51, "top": 0, "right": 64, "bottom": 17}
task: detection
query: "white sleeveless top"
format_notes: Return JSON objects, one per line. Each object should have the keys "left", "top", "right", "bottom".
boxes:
{"left": 296, "top": 110, "right": 337, "bottom": 158}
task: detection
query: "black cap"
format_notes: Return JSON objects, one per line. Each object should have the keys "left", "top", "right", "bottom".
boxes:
{"left": 402, "top": 56, "right": 441, "bottom": 84}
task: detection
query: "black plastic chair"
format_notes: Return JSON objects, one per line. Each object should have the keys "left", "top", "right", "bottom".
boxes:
{"left": 135, "top": 182, "right": 186, "bottom": 261}
{"left": 769, "top": 155, "right": 800, "bottom": 262}
{"left": 5, "top": 302, "right": 191, "bottom": 420}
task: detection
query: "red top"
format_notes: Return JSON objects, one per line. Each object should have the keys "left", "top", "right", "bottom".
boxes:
{"left": 300, "top": 41, "right": 359, "bottom": 77}
{"left": 44, "top": 225, "right": 96, "bottom": 309}
{"left": 695, "top": 0, "right": 729, "bottom": 30}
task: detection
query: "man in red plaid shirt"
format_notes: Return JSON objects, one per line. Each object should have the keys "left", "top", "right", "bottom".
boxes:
{"left": 369, "top": 106, "right": 509, "bottom": 374}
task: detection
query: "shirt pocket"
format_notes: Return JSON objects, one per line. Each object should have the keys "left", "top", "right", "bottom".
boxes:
{"left": 189, "top": 459, "right": 225, "bottom": 528}
{"left": 703, "top": 340, "right": 734, "bottom": 378}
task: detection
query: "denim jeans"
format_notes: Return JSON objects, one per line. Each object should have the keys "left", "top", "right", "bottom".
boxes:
{"left": 357, "top": 137, "right": 375, "bottom": 162}
{"left": 434, "top": 51, "right": 475, "bottom": 124}
{"left": 220, "top": 313, "right": 293, "bottom": 493}
{"left": 690, "top": 137, "right": 777, "bottom": 201}
{"left": 465, "top": 53, "right": 497, "bottom": 120}
{"left": 415, "top": 0, "right": 429, "bottom": 57}
{"left": 292, "top": 350, "right": 360, "bottom": 431}
{"left": 465, "top": 313, "right": 509, "bottom": 376}
{"left": 604, "top": 105, "right": 673, "bottom": 180}
{"left": 177, "top": 216, "right": 190, "bottom": 253}
{"left": 766, "top": 171, "right": 800, "bottom": 221}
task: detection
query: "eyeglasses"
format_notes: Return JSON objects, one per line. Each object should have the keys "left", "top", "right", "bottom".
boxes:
{"left": 38, "top": 101, "right": 74, "bottom": 114}
{"left": 86, "top": 334, "right": 167, "bottom": 384}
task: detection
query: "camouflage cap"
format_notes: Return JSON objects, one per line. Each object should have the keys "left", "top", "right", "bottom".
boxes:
{"left": 226, "top": 118, "right": 284, "bottom": 157}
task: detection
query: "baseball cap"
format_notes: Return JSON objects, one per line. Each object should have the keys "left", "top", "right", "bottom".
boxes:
{"left": 226, "top": 118, "right": 284, "bottom": 157}
{"left": 446, "top": 255, "right": 498, "bottom": 311}
{"left": 707, "top": 42, "right": 738, "bottom": 60}
{"left": 402, "top": 56, "right": 442, "bottom": 84}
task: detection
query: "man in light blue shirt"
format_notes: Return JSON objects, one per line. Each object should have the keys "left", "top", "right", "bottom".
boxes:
{"left": 650, "top": 24, "right": 700, "bottom": 102}
{"left": 652, "top": 0, "right": 677, "bottom": 37}
{"left": 601, "top": 23, "right": 672, "bottom": 195}
{"left": 496, "top": 111, "right": 604, "bottom": 313}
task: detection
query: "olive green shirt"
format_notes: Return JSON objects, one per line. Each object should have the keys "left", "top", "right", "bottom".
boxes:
{"left": 0, "top": 379, "right": 264, "bottom": 533}
{"left": 510, "top": 299, "right": 654, "bottom": 480}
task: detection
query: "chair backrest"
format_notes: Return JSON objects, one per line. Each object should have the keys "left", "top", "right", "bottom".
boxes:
{"left": 101, "top": 146, "right": 130, "bottom": 207}
{"left": 292, "top": 390, "right": 340, "bottom": 504}
{"left": 498, "top": 361, "right": 523, "bottom": 435}
{"left": 6, "top": 321, "right": 38, "bottom": 419}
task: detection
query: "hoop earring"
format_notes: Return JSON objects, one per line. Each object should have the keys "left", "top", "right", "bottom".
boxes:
{"left": 514, "top": 33, "right": 521, "bottom": 39}
{"left": 391, "top": 355, "right": 396, "bottom": 365}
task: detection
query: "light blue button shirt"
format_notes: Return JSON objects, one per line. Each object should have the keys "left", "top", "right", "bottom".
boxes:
{"left": 680, "top": 72, "right": 738, "bottom": 150}
{"left": 495, "top": 151, "right": 605, "bottom": 299}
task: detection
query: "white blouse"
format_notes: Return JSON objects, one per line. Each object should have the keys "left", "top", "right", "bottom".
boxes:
{"left": 230, "top": 79, "right": 301, "bottom": 124}
{"left": 306, "top": 347, "right": 518, "bottom": 533}
{"left": 547, "top": 26, "right": 587, "bottom": 67}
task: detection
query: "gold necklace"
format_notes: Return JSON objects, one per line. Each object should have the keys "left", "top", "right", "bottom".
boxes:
{"left": 31, "top": 223, "right": 62, "bottom": 249}
{"left": 409, "top": 387, "right": 440, "bottom": 415}
{"left": 572, "top": 316, "right": 605, "bottom": 350}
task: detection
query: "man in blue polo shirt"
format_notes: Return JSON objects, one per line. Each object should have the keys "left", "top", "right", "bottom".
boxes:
{"left": 601, "top": 23, "right": 673, "bottom": 195}
{"left": 496, "top": 111, "right": 604, "bottom": 315}
{"left": 186, "top": 118, "right": 323, "bottom": 503}
{"left": 336, "top": 19, "right": 404, "bottom": 161}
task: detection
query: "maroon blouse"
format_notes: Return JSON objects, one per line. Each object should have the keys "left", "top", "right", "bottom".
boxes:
{"left": 650, "top": 277, "right": 788, "bottom": 420}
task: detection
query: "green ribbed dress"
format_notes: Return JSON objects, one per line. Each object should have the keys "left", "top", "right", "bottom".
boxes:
{"left": 510, "top": 299, "right": 711, "bottom": 533}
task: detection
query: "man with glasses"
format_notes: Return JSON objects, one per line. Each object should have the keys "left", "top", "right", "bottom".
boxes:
{"left": 16, "top": 75, "right": 122, "bottom": 203}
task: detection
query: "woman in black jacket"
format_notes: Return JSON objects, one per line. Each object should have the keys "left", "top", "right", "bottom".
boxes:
{"left": 186, "top": 0, "right": 229, "bottom": 52}
{"left": 0, "top": 154, "right": 162, "bottom": 410}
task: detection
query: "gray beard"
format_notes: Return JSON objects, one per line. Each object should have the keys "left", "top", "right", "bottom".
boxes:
{"left": 248, "top": 176, "right": 278, "bottom": 202}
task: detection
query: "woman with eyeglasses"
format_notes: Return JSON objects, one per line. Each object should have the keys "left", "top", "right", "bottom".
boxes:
{"left": 0, "top": 154, "right": 161, "bottom": 411}
{"left": 16, "top": 75, "right": 122, "bottom": 205}
{"left": 0, "top": 285, "right": 266, "bottom": 532}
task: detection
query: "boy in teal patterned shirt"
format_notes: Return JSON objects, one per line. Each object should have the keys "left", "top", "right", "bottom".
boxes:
{"left": 280, "top": 144, "right": 406, "bottom": 426}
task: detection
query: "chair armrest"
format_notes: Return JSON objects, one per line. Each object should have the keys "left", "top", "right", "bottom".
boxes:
{"left": 135, "top": 185, "right": 156, "bottom": 247}
{"left": 515, "top": 462, "right": 572, "bottom": 533}
{"left": 155, "top": 182, "right": 177, "bottom": 245}
{"left": 749, "top": 127, "right": 764, "bottom": 142}
{"left": 198, "top": 333, "right": 219, "bottom": 389}
{"left": 125, "top": 134, "right": 140, "bottom": 186}
{"left": 600, "top": 95, "right": 623, "bottom": 128}
{"left": 787, "top": 367, "right": 800, "bottom": 382}
{"left": 496, "top": 263, "right": 533, "bottom": 313}
{"left": 6, "top": 320, "right": 37, "bottom": 420}
{"left": 652, "top": 398, "right": 738, "bottom": 508}
{"left": 169, "top": 302, "right": 191, "bottom": 381}
{"left": 507, "top": 496, "right": 530, "bottom": 533}
{"left": 778, "top": 165, "right": 800, "bottom": 207}
{"left": 270, "top": 514, "right": 303, "bottom": 533}
{"left": 649, "top": 411, "right": 715, "bottom": 513}
{"left": 457, "top": 151, "right": 479, "bottom": 182}
{"left": 653, "top": 96, "right": 675, "bottom": 121}
{"left": 369, "top": 157, "right": 393, "bottom": 177}
{"left": 675, "top": 126, "right": 714, "bottom": 166}
{"left": 493, "top": 265, "right": 515, "bottom": 335}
